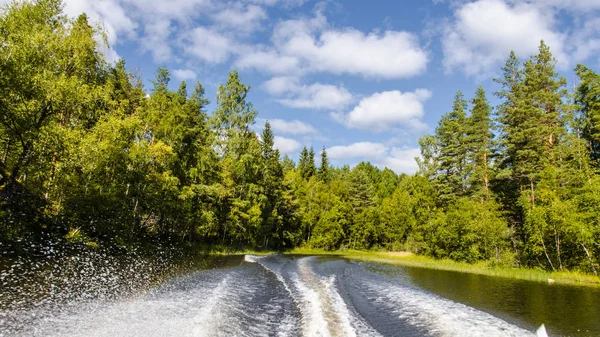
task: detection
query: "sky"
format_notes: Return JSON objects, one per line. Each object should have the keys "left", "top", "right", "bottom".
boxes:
{"left": 21, "top": 0, "right": 600, "bottom": 173}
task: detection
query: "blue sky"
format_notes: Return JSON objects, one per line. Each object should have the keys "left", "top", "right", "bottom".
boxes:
{"left": 51, "top": 0, "right": 600, "bottom": 173}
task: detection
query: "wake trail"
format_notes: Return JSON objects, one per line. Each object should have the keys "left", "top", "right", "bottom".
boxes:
{"left": 351, "top": 268, "right": 535, "bottom": 337}
{"left": 246, "top": 255, "right": 381, "bottom": 337}
{"left": 21, "top": 262, "right": 297, "bottom": 337}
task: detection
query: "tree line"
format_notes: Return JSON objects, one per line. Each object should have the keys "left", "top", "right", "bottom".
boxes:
{"left": 1, "top": 0, "right": 599, "bottom": 274}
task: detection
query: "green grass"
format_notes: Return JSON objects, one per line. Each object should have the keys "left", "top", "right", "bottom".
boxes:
{"left": 285, "top": 248, "right": 600, "bottom": 287}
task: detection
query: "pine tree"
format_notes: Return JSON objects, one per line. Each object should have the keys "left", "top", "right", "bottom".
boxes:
{"left": 260, "top": 121, "right": 284, "bottom": 248}
{"left": 467, "top": 86, "right": 494, "bottom": 196}
{"left": 177, "top": 81, "right": 187, "bottom": 103}
{"left": 434, "top": 91, "right": 470, "bottom": 202}
{"left": 495, "top": 42, "right": 570, "bottom": 270}
{"left": 212, "top": 70, "right": 257, "bottom": 155}
{"left": 298, "top": 147, "right": 309, "bottom": 178}
{"left": 511, "top": 41, "right": 567, "bottom": 204}
{"left": 494, "top": 51, "right": 523, "bottom": 172}
{"left": 307, "top": 147, "right": 317, "bottom": 178}
{"left": 575, "top": 64, "right": 600, "bottom": 164}
{"left": 318, "top": 147, "right": 331, "bottom": 182}
{"left": 299, "top": 146, "right": 316, "bottom": 179}
{"left": 281, "top": 155, "right": 296, "bottom": 174}
{"left": 152, "top": 67, "right": 170, "bottom": 93}
{"left": 211, "top": 70, "right": 261, "bottom": 245}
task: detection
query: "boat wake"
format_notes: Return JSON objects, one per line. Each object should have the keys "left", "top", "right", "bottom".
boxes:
{"left": 2, "top": 255, "right": 539, "bottom": 337}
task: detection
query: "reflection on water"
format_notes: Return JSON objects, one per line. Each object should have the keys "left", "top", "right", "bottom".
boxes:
{"left": 366, "top": 263, "right": 600, "bottom": 337}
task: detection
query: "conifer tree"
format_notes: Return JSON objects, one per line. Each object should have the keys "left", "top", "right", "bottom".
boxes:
{"left": 298, "top": 147, "right": 309, "bottom": 178}
{"left": 467, "top": 86, "right": 494, "bottom": 196}
{"left": 260, "top": 121, "right": 284, "bottom": 247}
{"left": 299, "top": 146, "right": 316, "bottom": 179}
{"left": 318, "top": 147, "right": 331, "bottom": 182}
{"left": 152, "top": 67, "right": 170, "bottom": 93}
{"left": 212, "top": 70, "right": 257, "bottom": 157}
{"left": 575, "top": 64, "right": 600, "bottom": 164}
{"left": 281, "top": 155, "right": 296, "bottom": 174}
{"left": 307, "top": 147, "right": 317, "bottom": 178}
{"left": 434, "top": 91, "right": 470, "bottom": 201}
{"left": 177, "top": 81, "right": 187, "bottom": 103}
{"left": 494, "top": 51, "right": 523, "bottom": 172}
{"left": 510, "top": 41, "right": 567, "bottom": 204}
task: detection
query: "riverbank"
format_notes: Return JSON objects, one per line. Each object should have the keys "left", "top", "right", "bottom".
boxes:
{"left": 286, "top": 248, "right": 600, "bottom": 287}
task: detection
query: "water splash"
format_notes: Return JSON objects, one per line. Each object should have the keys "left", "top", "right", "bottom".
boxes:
{"left": 0, "top": 242, "right": 204, "bottom": 335}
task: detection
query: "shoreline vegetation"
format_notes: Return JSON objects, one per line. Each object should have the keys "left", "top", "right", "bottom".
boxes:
{"left": 2, "top": 0, "right": 600, "bottom": 281}
{"left": 285, "top": 248, "right": 600, "bottom": 287}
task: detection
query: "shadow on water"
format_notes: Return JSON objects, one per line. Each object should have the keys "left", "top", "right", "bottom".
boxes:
{"left": 363, "top": 262, "right": 600, "bottom": 337}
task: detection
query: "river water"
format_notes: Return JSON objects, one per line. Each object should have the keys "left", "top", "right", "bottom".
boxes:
{"left": 1, "top": 254, "right": 599, "bottom": 336}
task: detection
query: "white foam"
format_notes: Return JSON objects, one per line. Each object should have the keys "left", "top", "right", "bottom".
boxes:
{"left": 244, "top": 254, "right": 261, "bottom": 263}
{"left": 290, "top": 257, "right": 381, "bottom": 337}
{"left": 359, "top": 276, "right": 535, "bottom": 337}
{"left": 191, "top": 275, "right": 231, "bottom": 336}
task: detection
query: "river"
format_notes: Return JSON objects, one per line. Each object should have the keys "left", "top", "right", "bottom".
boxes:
{"left": 1, "top": 254, "right": 599, "bottom": 336}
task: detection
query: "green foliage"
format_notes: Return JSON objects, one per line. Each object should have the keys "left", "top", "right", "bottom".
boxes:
{"left": 1, "top": 1, "right": 599, "bottom": 276}
{"left": 429, "top": 91, "right": 470, "bottom": 203}
{"left": 576, "top": 64, "right": 600, "bottom": 164}
{"left": 317, "top": 147, "right": 331, "bottom": 183}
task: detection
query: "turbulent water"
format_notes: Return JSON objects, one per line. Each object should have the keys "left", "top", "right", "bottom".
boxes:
{"left": 1, "top": 253, "right": 545, "bottom": 337}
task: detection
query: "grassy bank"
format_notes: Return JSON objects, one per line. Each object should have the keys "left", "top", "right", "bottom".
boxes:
{"left": 286, "top": 248, "right": 600, "bottom": 287}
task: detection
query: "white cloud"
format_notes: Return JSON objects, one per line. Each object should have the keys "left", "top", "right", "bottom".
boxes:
{"left": 63, "top": 0, "right": 137, "bottom": 46}
{"left": 172, "top": 68, "right": 197, "bottom": 81}
{"left": 328, "top": 142, "right": 388, "bottom": 161}
{"left": 183, "top": 26, "right": 234, "bottom": 64}
{"left": 525, "top": 0, "right": 600, "bottom": 12}
{"left": 378, "top": 147, "right": 421, "bottom": 175}
{"left": 263, "top": 77, "right": 354, "bottom": 110}
{"left": 247, "top": 0, "right": 280, "bottom": 5}
{"left": 327, "top": 142, "right": 421, "bottom": 174}
{"left": 63, "top": 0, "right": 212, "bottom": 63}
{"left": 236, "top": 51, "right": 300, "bottom": 75}
{"left": 123, "top": 0, "right": 209, "bottom": 19}
{"left": 213, "top": 3, "right": 267, "bottom": 33}
{"left": 240, "top": 9, "right": 428, "bottom": 79}
{"left": 262, "top": 76, "right": 300, "bottom": 95}
{"left": 442, "top": 0, "right": 568, "bottom": 77}
{"left": 333, "top": 89, "right": 431, "bottom": 133}
{"left": 572, "top": 17, "right": 600, "bottom": 64}
{"left": 286, "top": 29, "right": 428, "bottom": 79}
{"left": 140, "top": 19, "right": 176, "bottom": 63}
{"left": 278, "top": 83, "right": 354, "bottom": 110}
{"left": 61, "top": 1, "right": 429, "bottom": 76}
{"left": 268, "top": 119, "right": 318, "bottom": 135}
{"left": 246, "top": 0, "right": 308, "bottom": 6}
{"left": 274, "top": 136, "right": 302, "bottom": 154}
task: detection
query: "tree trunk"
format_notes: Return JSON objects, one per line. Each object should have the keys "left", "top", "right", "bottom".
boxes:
{"left": 483, "top": 148, "right": 489, "bottom": 193}
{"left": 554, "top": 226, "right": 563, "bottom": 270}
{"left": 581, "top": 243, "right": 598, "bottom": 276}
{"left": 539, "top": 231, "right": 555, "bottom": 271}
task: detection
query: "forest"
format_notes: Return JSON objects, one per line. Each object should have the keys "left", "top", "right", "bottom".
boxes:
{"left": 1, "top": 0, "right": 600, "bottom": 274}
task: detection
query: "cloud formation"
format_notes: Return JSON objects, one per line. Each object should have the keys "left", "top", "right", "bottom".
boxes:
{"left": 333, "top": 89, "right": 431, "bottom": 133}
{"left": 264, "top": 77, "right": 354, "bottom": 110}
{"left": 172, "top": 69, "right": 197, "bottom": 82}
{"left": 274, "top": 136, "right": 302, "bottom": 154}
{"left": 239, "top": 8, "right": 428, "bottom": 79}
{"left": 327, "top": 142, "right": 421, "bottom": 174}
{"left": 442, "top": 0, "right": 572, "bottom": 77}
{"left": 267, "top": 119, "right": 318, "bottom": 135}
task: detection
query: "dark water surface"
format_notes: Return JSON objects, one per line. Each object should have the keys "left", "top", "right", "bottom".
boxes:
{"left": 1, "top": 253, "right": 598, "bottom": 336}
